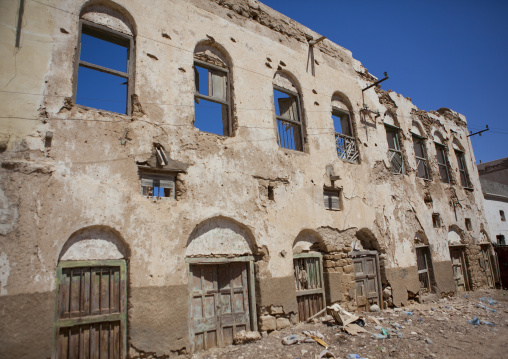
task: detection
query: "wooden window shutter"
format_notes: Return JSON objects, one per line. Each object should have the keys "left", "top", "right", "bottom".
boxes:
{"left": 194, "top": 66, "right": 200, "bottom": 103}
{"left": 278, "top": 97, "right": 297, "bottom": 121}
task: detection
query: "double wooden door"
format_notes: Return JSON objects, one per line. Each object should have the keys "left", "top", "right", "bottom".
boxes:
{"left": 189, "top": 262, "right": 251, "bottom": 352}
{"left": 351, "top": 252, "right": 381, "bottom": 311}
{"left": 55, "top": 260, "right": 127, "bottom": 359}
{"left": 293, "top": 253, "right": 325, "bottom": 322}
{"left": 449, "top": 247, "right": 469, "bottom": 291}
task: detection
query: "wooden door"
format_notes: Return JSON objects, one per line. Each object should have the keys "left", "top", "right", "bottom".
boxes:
{"left": 190, "top": 262, "right": 250, "bottom": 352}
{"left": 480, "top": 245, "right": 495, "bottom": 288}
{"left": 55, "top": 260, "right": 127, "bottom": 359}
{"left": 352, "top": 253, "right": 380, "bottom": 311}
{"left": 416, "top": 247, "right": 433, "bottom": 292}
{"left": 450, "top": 247, "right": 469, "bottom": 291}
{"left": 293, "top": 253, "right": 325, "bottom": 322}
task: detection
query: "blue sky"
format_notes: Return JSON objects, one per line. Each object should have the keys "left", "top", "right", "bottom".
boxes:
{"left": 262, "top": 0, "right": 508, "bottom": 164}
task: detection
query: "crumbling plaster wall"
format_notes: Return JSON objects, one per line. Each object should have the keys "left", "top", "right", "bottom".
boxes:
{"left": 0, "top": 0, "right": 492, "bottom": 356}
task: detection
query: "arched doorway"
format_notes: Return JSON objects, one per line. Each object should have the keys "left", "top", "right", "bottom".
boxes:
{"left": 54, "top": 226, "right": 129, "bottom": 359}
{"left": 185, "top": 217, "right": 257, "bottom": 352}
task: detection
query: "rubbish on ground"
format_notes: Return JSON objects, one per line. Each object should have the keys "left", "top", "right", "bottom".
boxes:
{"left": 397, "top": 332, "right": 403, "bottom": 338}
{"left": 281, "top": 334, "right": 307, "bottom": 345}
{"left": 233, "top": 330, "right": 261, "bottom": 344}
{"left": 425, "top": 338, "right": 433, "bottom": 345}
{"left": 303, "top": 331, "right": 328, "bottom": 348}
{"left": 343, "top": 323, "right": 368, "bottom": 336}
{"left": 318, "top": 349, "right": 336, "bottom": 358}
{"left": 371, "top": 333, "right": 387, "bottom": 340}
{"left": 467, "top": 317, "right": 480, "bottom": 325}
{"left": 370, "top": 317, "right": 382, "bottom": 325}
{"left": 307, "top": 307, "right": 327, "bottom": 322}
{"left": 374, "top": 325, "right": 382, "bottom": 330}
{"left": 369, "top": 304, "right": 380, "bottom": 312}
{"left": 328, "top": 303, "right": 363, "bottom": 327}
{"left": 480, "top": 320, "right": 495, "bottom": 326}
{"left": 346, "top": 354, "right": 361, "bottom": 359}
{"left": 480, "top": 297, "right": 498, "bottom": 306}
{"left": 391, "top": 322, "right": 401, "bottom": 329}
{"left": 381, "top": 329, "right": 389, "bottom": 337}
{"left": 401, "top": 311, "right": 414, "bottom": 315}
{"left": 353, "top": 318, "right": 366, "bottom": 327}
{"left": 393, "top": 308, "right": 402, "bottom": 312}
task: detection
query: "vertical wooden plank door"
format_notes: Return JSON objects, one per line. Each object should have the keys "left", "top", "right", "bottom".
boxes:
{"left": 190, "top": 262, "right": 250, "bottom": 352}
{"left": 449, "top": 247, "right": 469, "bottom": 291}
{"left": 480, "top": 245, "right": 495, "bottom": 288}
{"left": 293, "top": 254, "right": 325, "bottom": 322}
{"left": 55, "top": 260, "right": 126, "bottom": 359}
{"left": 352, "top": 254, "right": 380, "bottom": 312}
{"left": 416, "top": 247, "right": 432, "bottom": 292}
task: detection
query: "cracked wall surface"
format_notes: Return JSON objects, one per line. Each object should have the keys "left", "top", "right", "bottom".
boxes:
{"left": 0, "top": 0, "right": 493, "bottom": 356}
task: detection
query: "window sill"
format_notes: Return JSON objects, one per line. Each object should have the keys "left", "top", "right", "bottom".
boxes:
{"left": 463, "top": 187, "right": 475, "bottom": 191}
{"left": 75, "top": 104, "right": 131, "bottom": 118}
{"left": 279, "top": 146, "right": 308, "bottom": 156}
{"left": 325, "top": 208, "right": 341, "bottom": 212}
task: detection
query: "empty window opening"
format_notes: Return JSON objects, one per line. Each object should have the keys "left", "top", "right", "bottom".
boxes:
{"left": 435, "top": 143, "right": 450, "bottom": 183}
{"left": 465, "top": 218, "right": 472, "bottom": 231}
{"left": 268, "top": 185, "right": 275, "bottom": 201}
{"left": 274, "top": 88, "right": 304, "bottom": 151}
{"left": 432, "top": 213, "right": 441, "bottom": 228}
{"left": 385, "top": 125, "right": 403, "bottom": 174}
{"left": 412, "top": 134, "right": 429, "bottom": 179}
{"left": 140, "top": 171, "right": 176, "bottom": 200}
{"left": 497, "top": 235, "right": 506, "bottom": 245}
{"left": 455, "top": 150, "right": 470, "bottom": 187}
{"left": 501, "top": 210, "right": 506, "bottom": 222}
{"left": 75, "top": 21, "right": 133, "bottom": 114}
{"left": 323, "top": 188, "right": 341, "bottom": 210}
{"left": 333, "top": 107, "right": 358, "bottom": 163}
{"left": 194, "top": 60, "right": 230, "bottom": 136}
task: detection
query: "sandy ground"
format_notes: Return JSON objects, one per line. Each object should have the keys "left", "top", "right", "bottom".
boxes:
{"left": 189, "top": 289, "right": 508, "bottom": 359}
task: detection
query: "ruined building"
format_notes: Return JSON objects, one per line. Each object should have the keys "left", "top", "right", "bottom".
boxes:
{"left": 0, "top": 0, "right": 496, "bottom": 357}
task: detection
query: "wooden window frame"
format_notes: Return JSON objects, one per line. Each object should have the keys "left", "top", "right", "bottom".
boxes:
{"left": 385, "top": 124, "right": 404, "bottom": 174}
{"left": 193, "top": 59, "right": 232, "bottom": 136}
{"left": 139, "top": 169, "right": 176, "bottom": 200}
{"left": 434, "top": 142, "right": 450, "bottom": 183}
{"left": 52, "top": 259, "right": 128, "bottom": 358}
{"left": 273, "top": 85, "right": 305, "bottom": 152}
{"left": 412, "top": 133, "right": 430, "bottom": 180}
{"left": 323, "top": 187, "right": 341, "bottom": 211}
{"left": 454, "top": 149, "right": 471, "bottom": 188}
{"left": 333, "top": 107, "right": 359, "bottom": 163}
{"left": 73, "top": 19, "right": 135, "bottom": 115}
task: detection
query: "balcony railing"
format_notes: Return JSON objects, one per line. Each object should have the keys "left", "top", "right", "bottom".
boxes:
{"left": 335, "top": 133, "right": 358, "bottom": 163}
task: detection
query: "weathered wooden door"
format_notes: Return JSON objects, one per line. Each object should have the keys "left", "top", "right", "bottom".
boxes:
{"left": 449, "top": 247, "right": 469, "bottom": 291}
{"left": 189, "top": 262, "right": 251, "bottom": 352}
{"left": 480, "top": 245, "right": 495, "bottom": 288}
{"left": 293, "top": 253, "right": 325, "bottom": 322}
{"left": 54, "top": 260, "right": 127, "bottom": 359}
{"left": 416, "top": 246, "right": 433, "bottom": 292}
{"left": 351, "top": 251, "right": 381, "bottom": 311}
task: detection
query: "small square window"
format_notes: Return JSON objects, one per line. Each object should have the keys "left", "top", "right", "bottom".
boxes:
{"left": 497, "top": 235, "right": 506, "bottom": 245}
{"left": 465, "top": 218, "right": 472, "bottom": 231}
{"left": 140, "top": 171, "right": 176, "bottom": 200}
{"left": 500, "top": 210, "right": 506, "bottom": 222}
{"left": 324, "top": 189, "right": 341, "bottom": 210}
{"left": 432, "top": 213, "right": 441, "bottom": 228}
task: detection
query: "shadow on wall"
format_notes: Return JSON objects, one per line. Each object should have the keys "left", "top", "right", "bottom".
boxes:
{"left": 186, "top": 216, "right": 256, "bottom": 257}
{"left": 59, "top": 225, "right": 130, "bottom": 261}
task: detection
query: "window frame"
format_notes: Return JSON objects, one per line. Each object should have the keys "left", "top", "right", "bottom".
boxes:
{"left": 73, "top": 19, "right": 135, "bottom": 115}
{"left": 139, "top": 170, "right": 177, "bottom": 200}
{"left": 193, "top": 59, "right": 232, "bottom": 136}
{"left": 273, "top": 85, "right": 305, "bottom": 152}
{"left": 385, "top": 124, "right": 404, "bottom": 174}
{"left": 333, "top": 107, "right": 359, "bottom": 163}
{"left": 434, "top": 142, "right": 450, "bottom": 183}
{"left": 412, "top": 133, "right": 430, "bottom": 180}
{"left": 454, "top": 149, "right": 470, "bottom": 188}
{"left": 500, "top": 210, "right": 506, "bottom": 222}
{"left": 323, "top": 188, "right": 341, "bottom": 211}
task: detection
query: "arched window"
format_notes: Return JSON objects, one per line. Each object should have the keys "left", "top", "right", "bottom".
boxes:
{"left": 433, "top": 131, "right": 450, "bottom": 183}
{"left": 193, "top": 42, "right": 232, "bottom": 136}
{"left": 74, "top": 4, "right": 135, "bottom": 114}
{"left": 385, "top": 123, "right": 403, "bottom": 174}
{"left": 452, "top": 139, "right": 470, "bottom": 187}
{"left": 273, "top": 72, "right": 304, "bottom": 151}
{"left": 332, "top": 94, "right": 358, "bottom": 163}
{"left": 411, "top": 122, "right": 429, "bottom": 179}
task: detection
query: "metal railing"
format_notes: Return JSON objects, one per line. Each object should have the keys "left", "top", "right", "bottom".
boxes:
{"left": 335, "top": 133, "right": 359, "bottom": 163}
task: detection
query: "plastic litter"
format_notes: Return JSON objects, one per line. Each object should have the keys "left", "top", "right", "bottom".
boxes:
{"left": 347, "top": 355, "right": 361, "bottom": 359}
{"left": 318, "top": 349, "right": 336, "bottom": 358}
{"left": 381, "top": 329, "right": 389, "bottom": 337}
{"left": 467, "top": 317, "right": 480, "bottom": 325}
{"left": 397, "top": 332, "right": 403, "bottom": 338}
{"left": 401, "top": 311, "right": 414, "bottom": 315}
{"left": 391, "top": 322, "right": 402, "bottom": 329}
{"left": 425, "top": 338, "right": 433, "bottom": 345}
{"left": 480, "top": 297, "right": 498, "bottom": 306}
{"left": 480, "top": 320, "right": 494, "bottom": 326}
{"left": 371, "top": 333, "right": 387, "bottom": 340}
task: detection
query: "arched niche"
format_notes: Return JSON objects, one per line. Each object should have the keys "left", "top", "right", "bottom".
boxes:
{"left": 273, "top": 71, "right": 301, "bottom": 94}
{"left": 186, "top": 217, "right": 255, "bottom": 257}
{"left": 479, "top": 230, "right": 490, "bottom": 244}
{"left": 194, "top": 40, "right": 232, "bottom": 69}
{"left": 293, "top": 229, "right": 324, "bottom": 254}
{"left": 410, "top": 120, "right": 425, "bottom": 137}
{"left": 452, "top": 137, "right": 465, "bottom": 152}
{"left": 433, "top": 130, "right": 446, "bottom": 145}
{"left": 448, "top": 228, "right": 462, "bottom": 246}
{"left": 414, "top": 231, "right": 429, "bottom": 246}
{"left": 354, "top": 228, "right": 383, "bottom": 252}
{"left": 59, "top": 225, "right": 129, "bottom": 261}
{"left": 80, "top": 1, "right": 136, "bottom": 36}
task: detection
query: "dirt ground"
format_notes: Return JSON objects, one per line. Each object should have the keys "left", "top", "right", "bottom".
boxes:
{"left": 190, "top": 289, "right": 508, "bottom": 359}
